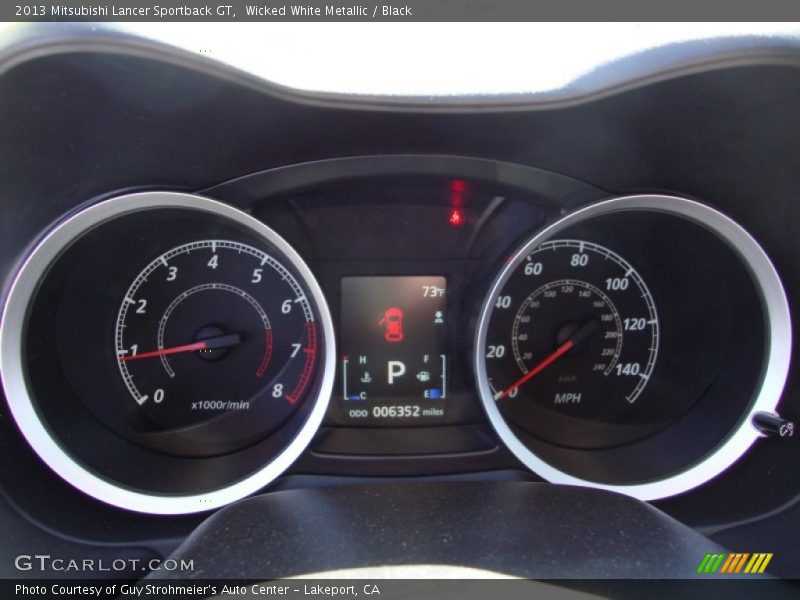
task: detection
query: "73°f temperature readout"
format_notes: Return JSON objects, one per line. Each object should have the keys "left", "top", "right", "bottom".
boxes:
{"left": 340, "top": 276, "right": 448, "bottom": 422}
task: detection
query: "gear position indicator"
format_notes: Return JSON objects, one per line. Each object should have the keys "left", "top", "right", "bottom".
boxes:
{"left": 340, "top": 276, "right": 448, "bottom": 423}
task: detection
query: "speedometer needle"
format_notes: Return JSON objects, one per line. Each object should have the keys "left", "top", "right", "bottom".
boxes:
{"left": 121, "top": 333, "right": 242, "bottom": 362}
{"left": 495, "top": 319, "right": 598, "bottom": 400}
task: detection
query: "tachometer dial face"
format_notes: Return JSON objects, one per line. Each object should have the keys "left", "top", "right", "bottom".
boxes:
{"left": 2, "top": 191, "right": 336, "bottom": 513}
{"left": 482, "top": 240, "right": 658, "bottom": 448}
{"left": 115, "top": 239, "right": 318, "bottom": 455}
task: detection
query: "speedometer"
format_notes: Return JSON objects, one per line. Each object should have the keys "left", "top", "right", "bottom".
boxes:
{"left": 484, "top": 240, "right": 658, "bottom": 449}
{"left": 474, "top": 194, "right": 791, "bottom": 501}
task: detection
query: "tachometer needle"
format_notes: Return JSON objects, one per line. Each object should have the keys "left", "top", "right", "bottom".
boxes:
{"left": 495, "top": 319, "right": 597, "bottom": 400}
{"left": 121, "top": 333, "right": 242, "bottom": 362}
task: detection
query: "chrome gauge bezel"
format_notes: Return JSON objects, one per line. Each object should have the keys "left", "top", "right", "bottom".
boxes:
{"left": 474, "top": 194, "right": 792, "bottom": 501}
{"left": 0, "top": 191, "right": 336, "bottom": 515}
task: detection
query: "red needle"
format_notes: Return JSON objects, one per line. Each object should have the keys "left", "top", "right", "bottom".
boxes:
{"left": 495, "top": 339, "right": 574, "bottom": 400}
{"left": 121, "top": 341, "right": 207, "bottom": 362}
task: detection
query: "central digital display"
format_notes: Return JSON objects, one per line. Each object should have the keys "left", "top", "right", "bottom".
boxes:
{"left": 340, "top": 276, "right": 448, "bottom": 423}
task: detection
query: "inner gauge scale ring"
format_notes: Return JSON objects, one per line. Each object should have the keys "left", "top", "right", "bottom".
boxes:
{"left": 474, "top": 194, "right": 792, "bottom": 501}
{"left": 0, "top": 191, "right": 336, "bottom": 515}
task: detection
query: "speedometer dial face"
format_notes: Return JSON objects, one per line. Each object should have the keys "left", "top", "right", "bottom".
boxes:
{"left": 115, "top": 239, "right": 318, "bottom": 455}
{"left": 473, "top": 195, "right": 791, "bottom": 500}
{"left": 483, "top": 240, "right": 659, "bottom": 448}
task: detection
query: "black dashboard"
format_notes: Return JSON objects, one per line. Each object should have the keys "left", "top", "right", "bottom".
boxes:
{"left": 1, "top": 25, "right": 799, "bottom": 582}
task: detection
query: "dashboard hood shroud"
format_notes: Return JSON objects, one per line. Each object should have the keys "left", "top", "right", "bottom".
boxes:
{"left": 153, "top": 481, "right": 727, "bottom": 579}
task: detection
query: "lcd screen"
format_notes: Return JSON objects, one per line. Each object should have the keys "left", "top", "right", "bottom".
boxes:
{"left": 340, "top": 276, "right": 448, "bottom": 423}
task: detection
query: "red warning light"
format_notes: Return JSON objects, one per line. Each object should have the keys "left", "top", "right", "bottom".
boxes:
{"left": 448, "top": 209, "right": 464, "bottom": 227}
{"left": 447, "top": 180, "right": 467, "bottom": 226}
{"left": 450, "top": 179, "right": 467, "bottom": 193}
{"left": 449, "top": 179, "right": 467, "bottom": 207}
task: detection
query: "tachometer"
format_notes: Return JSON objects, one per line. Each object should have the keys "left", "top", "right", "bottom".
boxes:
{"left": 0, "top": 191, "right": 335, "bottom": 514}
{"left": 115, "top": 240, "right": 318, "bottom": 455}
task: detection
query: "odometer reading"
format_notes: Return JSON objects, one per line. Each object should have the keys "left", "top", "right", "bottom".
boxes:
{"left": 483, "top": 240, "right": 659, "bottom": 449}
{"left": 115, "top": 240, "right": 318, "bottom": 454}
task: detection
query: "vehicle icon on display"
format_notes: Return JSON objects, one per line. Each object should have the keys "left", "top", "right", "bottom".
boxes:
{"left": 380, "top": 307, "right": 404, "bottom": 342}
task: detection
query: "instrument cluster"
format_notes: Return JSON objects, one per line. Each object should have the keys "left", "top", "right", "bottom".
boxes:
{"left": 0, "top": 160, "right": 791, "bottom": 514}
